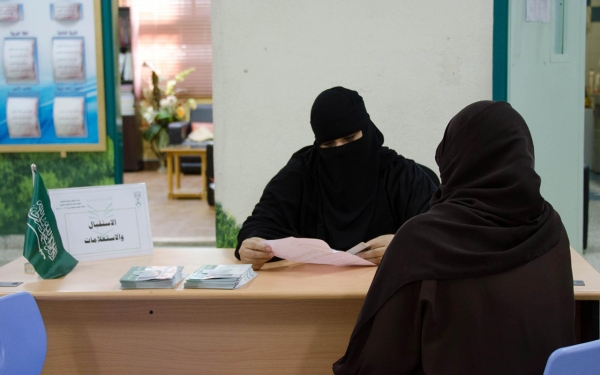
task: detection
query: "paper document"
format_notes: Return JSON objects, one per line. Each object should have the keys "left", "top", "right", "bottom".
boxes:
{"left": 263, "top": 237, "right": 375, "bottom": 267}
{"left": 3, "top": 38, "right": 37, "bottom": 83}
{"left": 0, "top": 4, "right": 20, "bottom": 21}
{"left": 526, "top": 0, "right": 550, "bottom": 22}
{"left": 52, "top": 38, "right": 85, "bottom": 82}
{"left": 346, "top": 242, "right": 369, "bottom": 255}
{"left": 52, "top": 3, "right": 82, "bottom": 21}
{"left": 6, "top": 97, "right": 40, "bottom": 138}
{"left": 53, "top": 96, "right": 86, "bottom": 137}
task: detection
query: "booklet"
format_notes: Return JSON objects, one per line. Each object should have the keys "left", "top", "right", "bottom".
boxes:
{"left": 184, "top": 264, "right": 257, "bottom": 289}
{"left": 120, "top": 266, "right": 184, "bottom": 289}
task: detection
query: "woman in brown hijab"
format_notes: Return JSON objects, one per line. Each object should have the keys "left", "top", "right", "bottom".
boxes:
{"left": 333, "top": 101, "right": 575, "bottom": 375}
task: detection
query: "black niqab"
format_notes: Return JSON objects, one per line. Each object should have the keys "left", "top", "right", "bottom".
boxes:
{"left": 310, "top": 87, "right": 391, "bottom": 249}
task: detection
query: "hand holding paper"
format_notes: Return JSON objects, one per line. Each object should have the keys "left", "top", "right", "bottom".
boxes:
{"left": 238, "top": 237, "right": 274, "bottom": 270}
{"left": 359, "top": 234, "right": 395, "bottom": 265}
{"left": 262, "top": 237, "right": 375, "bottom": 267}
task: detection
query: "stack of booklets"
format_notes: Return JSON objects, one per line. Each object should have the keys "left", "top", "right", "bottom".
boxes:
{"left": 120, "top": 266, "right": 185, "bottom": 289}
{"left": 184, "top": 264, "right": 257, "bottom": 289}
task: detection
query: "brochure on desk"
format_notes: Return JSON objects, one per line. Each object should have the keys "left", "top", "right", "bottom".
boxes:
{"left": 0, "top": 0, "right": 106, "bottom": 152}
{"left": 48, "top": 183, "right": 154, "bottom": 261}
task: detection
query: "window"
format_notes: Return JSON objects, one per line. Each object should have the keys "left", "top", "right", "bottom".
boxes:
{"left": 130, "top": 0, "right": 212, "bottom": 98}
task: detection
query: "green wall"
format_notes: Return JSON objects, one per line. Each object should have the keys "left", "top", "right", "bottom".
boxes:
{"left": 0, "top": 141, "right": 115, "bottom": 235}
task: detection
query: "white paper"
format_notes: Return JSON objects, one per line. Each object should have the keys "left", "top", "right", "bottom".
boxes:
{"left": 0, "top": 4, "right": 20, "bottom": 21}
{"left": 526, "top": 0, "right": 550, "bottom": 22}
{"left": 346, "top": 242, "right": 369, "bottom": 255}
{"left": 52, "top": 3, "right": 81, "bottom": 21}
{"left": 48, "top": 183, "right": 154, "bottom": 261}
{"left": 6, "top": 97, "right": 40, "bottom": 138}
{"left": 52, "top": 38, "right": 85, "bottom": 82}
{"left": 53, "top": 96, "right": 85, "bottom": 137}
{"left": 3, "top": 38, "right": 37, "bottom": 83}
{"left": 263, "top": 237, "right": 375, "bottom": 267}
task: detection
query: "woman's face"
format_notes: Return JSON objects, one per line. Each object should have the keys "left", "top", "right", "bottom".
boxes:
{"left": 319, "top": 130, "right": 363, "bottom": 148}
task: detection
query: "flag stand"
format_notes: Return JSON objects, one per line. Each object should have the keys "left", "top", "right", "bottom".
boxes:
{"left": 31, "top": 164, "right": 36, "bottom": 188}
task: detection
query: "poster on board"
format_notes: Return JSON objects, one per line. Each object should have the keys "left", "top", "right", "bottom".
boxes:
{"left": 0, "top": 0, "right": 105, "bottom": 153}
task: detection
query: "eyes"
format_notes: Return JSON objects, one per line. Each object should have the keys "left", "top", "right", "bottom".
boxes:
{"left": 319, "top": 130, "right": 363, "bottom": 148}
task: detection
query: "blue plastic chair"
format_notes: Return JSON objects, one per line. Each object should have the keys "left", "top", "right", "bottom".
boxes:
{"left": 543, "top": 340, "right": 600, "bottom": 375}
{"left": 0, "top": 292, "right": 47, "bottom": 375}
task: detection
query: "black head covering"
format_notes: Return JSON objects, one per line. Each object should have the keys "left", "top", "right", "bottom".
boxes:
{"left": 308, "top": 87, "right": 393, "bottom": 249}
{"left": 334, "top": 101, "right": 565, "bottom": 368}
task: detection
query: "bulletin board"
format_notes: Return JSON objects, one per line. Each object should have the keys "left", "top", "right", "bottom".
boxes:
{"left": 0, "top": 0, "right": 106, "bottom": 153}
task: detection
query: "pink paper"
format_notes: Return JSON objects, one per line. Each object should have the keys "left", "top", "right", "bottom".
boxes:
{"left": 263, "top": 237, "right": 375, "bottom": 267}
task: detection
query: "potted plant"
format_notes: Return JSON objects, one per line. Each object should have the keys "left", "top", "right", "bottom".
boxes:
{"left": 139, "top": 67, "right": 197, "bottom": 171}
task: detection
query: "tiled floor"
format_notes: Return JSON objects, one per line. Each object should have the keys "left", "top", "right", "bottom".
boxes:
{"left": 123, "top": 170, "right": 216, "bottom": 245}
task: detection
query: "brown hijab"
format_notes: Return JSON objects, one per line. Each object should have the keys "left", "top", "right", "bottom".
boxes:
{"left": 334, "top": 101, "right": 565, "bottom": 369}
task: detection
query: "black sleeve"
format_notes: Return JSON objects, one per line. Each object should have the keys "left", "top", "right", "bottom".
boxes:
{"left": 333, "top": 281, "right": 424, "bottom": 375}
{"left": 385, "top": 158, "right": 437, "bottom": 226}
{"left": 234, "top": 159, "right": 308, "bottom": 259}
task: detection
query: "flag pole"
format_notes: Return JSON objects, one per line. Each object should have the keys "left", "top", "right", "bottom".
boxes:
{"left": 31, "top": 164, "right": 36, "bottom": 188}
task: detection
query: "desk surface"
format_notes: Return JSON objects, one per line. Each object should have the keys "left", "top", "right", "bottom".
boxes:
{"left": 0, "top": 248, "right": 375, "bottom": 300}
{"left": 571, "top": 248, "right": 600, "bottom": 299}
{"left": 0, "top": 247, "right": 598, "bottom": 300}
{"left": 161, "top": 145, "right": 207, "bottom": 154}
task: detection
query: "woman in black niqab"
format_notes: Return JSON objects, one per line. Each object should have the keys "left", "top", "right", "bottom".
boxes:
{"left": 235, "top": 87, "right": 436, "bottom": 268}
{"left": 333, "top": 101, "right": 575, "bottom": 375}
{"left": 309, "top": 87, "right": 396, "bottom": 250}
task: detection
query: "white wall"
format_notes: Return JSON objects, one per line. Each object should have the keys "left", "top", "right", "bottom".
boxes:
{"left": 212, "top": 0, "right": 494, "bottom": 224}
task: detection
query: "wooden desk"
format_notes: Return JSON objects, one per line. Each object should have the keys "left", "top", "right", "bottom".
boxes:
{"left": 0, "top": 248, "right": 597, "bottom": 374}
{"left": 571, "top": 249, "right": 600, "bottom": 342}
{"left": 162, "top": 146, "right": 207, "bottom": 200}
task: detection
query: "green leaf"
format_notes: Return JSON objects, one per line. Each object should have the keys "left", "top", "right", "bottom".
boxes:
{"left": 175, "top": 67, "right": 195, "bottom": 82}
{"left": 142, "top": 124, "right": 162, "bottom": 142}
{"left": 155, "top": 109, "right": 173, "bottom": 121}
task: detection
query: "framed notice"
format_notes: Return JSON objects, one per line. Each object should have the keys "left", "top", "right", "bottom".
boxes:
{"left": 0, "top": 0, "right": 105, "bottom": 153}
{"left": 48, "top": 184, "right": 154, "bottom": 262}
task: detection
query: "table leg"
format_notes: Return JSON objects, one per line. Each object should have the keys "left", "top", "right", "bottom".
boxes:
{"left": 201, "top": 151, "right": 207, "bottom": 201}
{"left": 167, "top": 153, "right": 173, "bottom": 199}
{"left": 175, "top": 155, "right": 181, "bottom": 189}
{"left": 577, "top": 300, "right": 599, "bottom": 343}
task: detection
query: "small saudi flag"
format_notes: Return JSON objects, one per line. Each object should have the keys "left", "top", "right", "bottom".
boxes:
{"left": 23, "top": 165, "right": 78, "bottom": 279}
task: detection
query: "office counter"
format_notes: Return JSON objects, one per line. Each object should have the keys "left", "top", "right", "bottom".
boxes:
{"left": 0, "top": 248, "right": 598, "bottom": 374}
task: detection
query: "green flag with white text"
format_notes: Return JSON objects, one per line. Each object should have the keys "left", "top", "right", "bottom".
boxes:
{"left": 23, "top": 169, "right": 78, "bottom": 279}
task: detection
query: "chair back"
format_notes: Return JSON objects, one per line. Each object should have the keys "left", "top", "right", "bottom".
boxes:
{"left": 0, "top": 292, "right": 47, "bottom": 374}
{"left": 190, "top": 104, "right": 213, "bottom": 123}
{"left": 543, "top": 340, "right": 600, "bottom": 375}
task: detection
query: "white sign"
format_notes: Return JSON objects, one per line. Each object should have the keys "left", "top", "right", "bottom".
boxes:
{"left": 526, "top": 0, "right": 550, "bottom": 23}
{"left": 48, "top": 183, "right": 153, "bottom": 261}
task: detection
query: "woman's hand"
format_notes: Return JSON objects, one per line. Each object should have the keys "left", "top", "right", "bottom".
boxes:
{"left": 356, "top": 234, "right": 395, "bottom": 265}
{"left": 239, "top": 237, "right": 274, "bottom": 270}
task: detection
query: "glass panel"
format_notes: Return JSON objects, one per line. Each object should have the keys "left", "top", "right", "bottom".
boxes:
{"left": 555, "top": 0, "right": 565, "bottom": 54}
